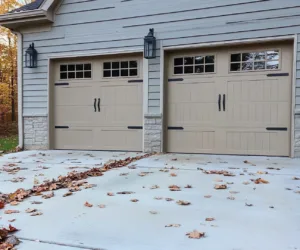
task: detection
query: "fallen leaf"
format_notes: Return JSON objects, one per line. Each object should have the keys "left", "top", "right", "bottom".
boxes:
{"left": 30, "top": 201, "right": 43, "bottom": 205}
{"left": 257, "top": 171, "right": 268, "bottom": 175}
{"left": 171, "top": 158, "right": 178, "bottom": 161}
{"left": 30, "top": 212, "right": 43, "bottom": 216}
{"left": 214, "top": 184, "right": 227, "bottom": 190}
{"left": 83, "top": 184, "right": 97, "bottom": 189}
{"left": 149, "top": 211, "right": 158, "bottom": 214}
{"left": 107, "top": 192, "right": 115, "bottom": 196}
{"left": 227, "top": 196, "right": 235, "bottom": 200}
{"left": 210, "top": 225, "right": 218, "bottom": 228}
{"left": 42, "top": 192, "right": 54, "bottom": 199}
{"left": 159, "top": 169, "right": 169, "bottom": 173}
{"left": 165, "top": 224, "right": 181, "bottom": 227}
{"left": 154, "top": 197, "right": 163, "bottom": 200}
{"left": 168, "top": 185, "right": 181, "bottom": 191}
{"left": 252, "top": 178, "right": 269, "bottom": 184}
{"left": 84, "top": 202, "right": 93, "bottom": 207}
{"left": 25, "top": 208, "right": 37, "bottom": 213}
{"left": 244, "top": 160, "right": 256, "bottom": 166}
{"left": 294, "top": 190, "right": 300, "bottom": 194}
{"left": 165, "top": 198, "right": 174, "bottom": 202}
{"left": 176, "top": 200, "right": 191, "bottom": 206}
{"left": 204, "top": 195, "right": 212, "bottom": 198}
{"left": 117, "top": 191, "right": 135, "bottom": 195}
{"left": 63, "top": 192, "right": 72, "bottom": 197}
{"left": 184, "top": 185, "right": 193, "bottom": 188}
{"left": 119, "top": 173, "right": 129, "bottom": 176}
{"left": 138, "top": 172, "right": 153, "bottom": 177}
{"left": 245, "top": 203, "right": 253, "bottom": 207}
{"left": 203, "top": 170, "right": 235, "bottom": 177}
{"left": 293, "top": 177, "right": 300, "bottom": 180}
{"left": 98, "top": 204, "right": 106, "bottom": 208}
{"left": 205, "top": 217, "right": 215, "bottom": 221}
{"left": 7, "top": 219, "right": 16, "bottom": 223}
{"left": 130, "top": 199, "right": 139, "bottom": 202}
{"left": 150, "top": 185, "right": 160, "bottom": 189}
{"left": 229, "top": 191, "right": 239, "bottom": 194}
{"left": 4, "top": 210, "right": 19, "bottom": 214}
{"left": 214, "top": 179, "right": 223, "bottom": 182}
{"left": 9, "top": 201, "right": 19, "bottom": 206}
{"left": 186, "top": 230, "right": 205, "bottom": 239}
{"left": 0, "top": 201, "right": 5, "bottom": 209}
{"left": 269, "top": 206, "right": 274, "bottom": 209}
{"left": 34, "top": 178, "right": 39, "bottom": 185}
{"left": 170, "top": 172, "right": 177, "bottom": 177}
{"left": 243, "top": 181, "right": 250, "bottom": 185}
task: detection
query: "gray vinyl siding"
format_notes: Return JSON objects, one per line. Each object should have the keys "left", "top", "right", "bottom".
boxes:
{"left": 22, "top": 0, "right": 300, "bottom": 116}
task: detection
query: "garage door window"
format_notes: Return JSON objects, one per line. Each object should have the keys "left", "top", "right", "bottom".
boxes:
{"left": 60, "top": 63, "right": 92, "bottom": 79}
{"left": 103, "top": 60, "right": 138, "bottom": 78}
{"left": 230, "top": 50, "right": 279, "bottom": 72}
{"left": 174, "top": 55, "right": 215, "bottom": 75}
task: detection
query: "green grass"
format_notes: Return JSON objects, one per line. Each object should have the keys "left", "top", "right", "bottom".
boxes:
{"left": 0, "top": 135, "right": 18, "bottom": 152}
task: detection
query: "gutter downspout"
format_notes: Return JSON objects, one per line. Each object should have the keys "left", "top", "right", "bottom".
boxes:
{"left": 15, "top": 32, "right": 23, "bottom": 149}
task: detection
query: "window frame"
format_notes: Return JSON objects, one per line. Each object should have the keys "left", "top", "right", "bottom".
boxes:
{"left": 102, "top": 60, "right": 140, "bottom": 78}
{"left": 228, "top": 48, "right": 281, "bottom": 73}
{"left": 59, "top": 63, "right": 93, "bottom": 80}
{"left": 172, "top": 54, "right": 217, "bottom": 76}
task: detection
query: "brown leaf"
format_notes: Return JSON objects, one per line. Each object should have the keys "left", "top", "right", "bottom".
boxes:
{"left": 9, "top": 201, "right": 19, "bottom": 206}
{"left": 293, "top": 177, "right": 300, "bottom": 180}
{"left": 119, "top": 173, "right": 129, "bottom": 176}
{"left": 245, "top": 203, "right": 253, "bottom": 207}
{"left": 25, "top": 208, "right": 37, "bottom": 213}
{"left": 186, "top": 230, "right": 205, "bottom": 239}
{"left": 130, "top": 199, "right": 139, "bottom": 202}
{"left": 170, "top": 172, "right": 177, "bottom": 177}
{"left": 165, "top": 224, "right": 181, "bottom": 227}
{"left": 30, "top": 201, "right": 43, "bottom": 205}
{"left": 42, "top": 192, "right": 54, "bottom": 199}
{"left": 98, "top": 204, "right": 106, "bottom": 208}
{"left": 63, "top": 192, "right": 72, "bottom": 197}
{"left": 184, "top": 185, "right": 193, "bottom": 188}
{"left": 204, "top": 195, "right": 212, "bottom": 198}
{"left": 165, "top": 198, "right": 174, "bottom": 201}
{"left": 107, "top": 192, "right": 115, "bottom": 196}
{"left": 214, "top": 179, "right": 223, "bottom": 182}
{"left": 203, "top": 170, "right": 235, "bottom": 176}
{"left": 176, "top": 200, "right": 191, "bottom": 206}
{"left": 30, "top": 212, "right": 43, "bottom": 216}
{"left": 0, "top": 201, "right": 5, "bottom": 209}
{"left": 0, "top": 229, "right": 8, "bottom": 240}
{"left": 154, "top": 197, "right": 163, "bottom": 200}
{"left": 7, "top": 219, "right": 16, "bottom": 223}
{"left": 205, "top": 218, "right": 215, "bottom": 221}
{"left": 214, "top": 184, "right": 227, "bottom": 190}
{"left": 257, "top": 171, "right": 268, "bottom": 175}
{"left": 150, "top": 185, "right": 160, "bottom": 189}
{"left": 117, "top": 191, "right": 135, "bottom": 195}
{"left": 84, "top": 202, "right": 93, "bottom": 207}
{"left": 159, "top": 169, "right": 169, "bottom": 173}
{"left": 243, "top": 181, "right": 250, "bottom": 185}
{"left": 252, "top": 178, "right": 269, "bottom": 184}
{"left": 168, "top": 185, "right": 181, "bottom": 191}
{"left": 4, "top": 210, "right": 19, "bottom": 214}
{"left": 171, "top": 158, "right": 178, "bottom": 161}
{"left": 6, "top": 225, "right": 19, "bottom": 233}
{"left": 138, "top": 172, "right": 153, "bottom": 177}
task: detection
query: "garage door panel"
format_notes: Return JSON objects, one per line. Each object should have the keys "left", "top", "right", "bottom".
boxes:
{"left": 54, "top": 129, "right": 93, "bottom": 150}
{"left": 55, "top": 85, "right": 94, "bottom": 106}
{"left": 55, "top": 106, "right": 94, "bottom": 127}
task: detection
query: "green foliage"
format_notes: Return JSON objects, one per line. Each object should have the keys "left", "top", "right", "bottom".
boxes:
{"left": 0, "top": 135, "right": 18, "bottom": 152}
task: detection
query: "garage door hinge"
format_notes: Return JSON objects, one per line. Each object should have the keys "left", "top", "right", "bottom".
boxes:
{"left": 128, "top": 126, "right": 143, "bottom": 129}
{"left": 266, "top": 127, "right": 287, "bottom": 131}
{"left": 55, "top": 126, "right": 69, "bottom": 129}
{"left": 55, "top": 82, "right": 69, "bottom": 86}
{"left": 267, "top": 73, "right": 289, "bottom": 77}
{"left": 168, "top": 127, "right": 184, "bottom": 130}
{"left": 128, "top": 79, "right": 143, "bottom": 83}
{"left": 168, "top": 78, "right": 184, "bottom": 82}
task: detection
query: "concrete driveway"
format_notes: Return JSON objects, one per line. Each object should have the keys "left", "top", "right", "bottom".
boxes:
{"left": 0, "top": 151, "right": 300, "bottom": 250}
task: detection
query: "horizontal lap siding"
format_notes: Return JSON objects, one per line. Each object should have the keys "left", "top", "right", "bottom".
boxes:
{"left": 23, "top": 0, "right": 300, "bottom": 116}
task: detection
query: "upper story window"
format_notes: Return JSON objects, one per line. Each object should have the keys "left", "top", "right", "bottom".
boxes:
{"left": 230, "top": 50, "right": 279, "bottom": 72}
{"left": 173, "top": 55, "right": 215, "bottom": 75}
{"left": 60, "top": 63, "right": 92, "bottom": 79}
{"left": 103, "top": 60, "right": 138, "bottom": 77}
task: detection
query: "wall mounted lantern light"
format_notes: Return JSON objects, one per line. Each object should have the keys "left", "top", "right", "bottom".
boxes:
{"left": 144, "top": 28, "right": 156, "bottom": 59}
{"left": 25, "top": 43, "right": 38, "bottom": 68}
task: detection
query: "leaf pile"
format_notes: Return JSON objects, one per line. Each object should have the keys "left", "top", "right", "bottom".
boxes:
{"left": 251, "top": 178, "right": 269, "bottom": 184}
{"left": 0, "top": 225, "right": 19, "bottom": 249}
{"left": 168, "top": 185, "right": 181, "bottom": 191}
{"left": 186, "top": 230, "right": 205, "bottom": 239}
{"left": 0, "top": 154, "right": 153, "bottom": 206}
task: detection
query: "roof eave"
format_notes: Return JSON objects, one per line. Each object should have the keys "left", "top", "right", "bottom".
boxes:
{"left": 0, "top": 10, "right": 52, "bottom": 29}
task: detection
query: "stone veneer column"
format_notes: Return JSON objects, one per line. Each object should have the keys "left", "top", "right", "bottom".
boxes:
{"left": 144, "top": 114, "right": 163, "bottom": 153}
{"left": 24, "top": 116, "right": 48, "bottom": 150}
{"left": 295, "top": 110, "right": 300, "bottom": 157}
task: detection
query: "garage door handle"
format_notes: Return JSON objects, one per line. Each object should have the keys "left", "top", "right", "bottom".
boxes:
{"left": 218, "top": 94, "right": 221, "bottom": 111}
{"left": 223, "top": 94, "right": 226, "bottom": 111}
{"left": 98, "top": 98, "right": 101, "bottom": 112}
{"left": 94, "top": 98, "right": 97, "bottom": 112}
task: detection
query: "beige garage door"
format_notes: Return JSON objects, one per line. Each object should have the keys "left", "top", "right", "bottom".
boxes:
{"left": 166, "top": 42, "right": 293, "bottom": 156}
{"left": 52, "top": 54, "right": 143, "bottom": 151}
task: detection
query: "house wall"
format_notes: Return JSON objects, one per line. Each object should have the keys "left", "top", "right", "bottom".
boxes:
{"left": 20, "top": 0, "right": 300, "bottom": 155}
